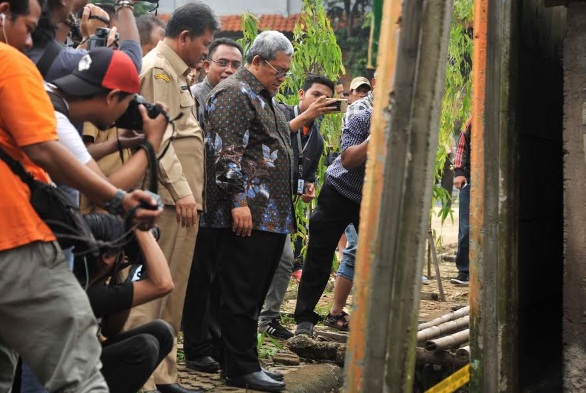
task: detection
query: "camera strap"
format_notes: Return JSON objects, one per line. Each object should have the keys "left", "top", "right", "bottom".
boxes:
{"left": 35, "top": 40, "right": 66, "bottom": 78}
{"left": 293, "top": 106, "right": 304, "bottom": 178}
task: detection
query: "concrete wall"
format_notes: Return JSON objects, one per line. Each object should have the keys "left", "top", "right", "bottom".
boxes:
{"left": 156, "top": 0, "right": 304, "bottom": 15}
{"left": 516, "top": 1, "right": 566, "bottom": 391}
{"left": 562, "top": 3, "right": 586, "bottom": 391}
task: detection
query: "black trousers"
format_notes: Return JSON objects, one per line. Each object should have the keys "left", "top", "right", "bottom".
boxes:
{"left": 101, "top": 319, "right": 174, "bottom": 393}
{"left": 182, "top": 227, "right": 223, "bottom": 362}
{"left": 294, "top": 182, "right": 361, "bottom": 324}
{"left": 219, "top": 229, "right": 286, "bottom": 377}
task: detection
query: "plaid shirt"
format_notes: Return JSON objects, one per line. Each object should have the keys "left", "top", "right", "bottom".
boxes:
{"left": 200, "top": 67, "right": 295, "bottom": 234}
{"left": 343, "top": 91, "right": 374, "bottom": 126}
{"left": 326, "top": 108, "right": 372, "bottom": 203}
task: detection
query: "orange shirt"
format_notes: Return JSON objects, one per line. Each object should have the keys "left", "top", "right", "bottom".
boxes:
{"left": 0, "top": 42, "right": 58, "bottom": 251}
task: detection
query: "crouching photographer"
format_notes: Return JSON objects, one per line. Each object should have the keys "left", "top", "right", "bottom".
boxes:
{"left": 75, "top": 213, "right": 174, "bottom": 393}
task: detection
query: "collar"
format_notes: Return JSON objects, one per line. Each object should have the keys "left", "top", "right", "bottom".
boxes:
{"left": 157, "top": 41, "right": 191, "bottom": 79}
{"left": 240, "top": 67, "right": 271, "bottom": 98}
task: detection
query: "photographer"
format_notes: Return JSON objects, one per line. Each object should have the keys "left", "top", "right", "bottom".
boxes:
{"left": 23, "top": 213, "right": 175, "bottom": 393}
{"left": 28, "top": 0, "right": 141, "bottom": 83}
{"left": 78, "top": 213, "right": 174, "bottom": 393}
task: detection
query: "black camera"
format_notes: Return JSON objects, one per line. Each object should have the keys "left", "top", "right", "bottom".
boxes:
{"left": 124, "top": 226, "right": 161, "bottom": 266}
{"left": 88, "top": 27, "right": 120, "bottom": 49}
{"left": 115, "top": 94, "right": 169, "bottom": 131}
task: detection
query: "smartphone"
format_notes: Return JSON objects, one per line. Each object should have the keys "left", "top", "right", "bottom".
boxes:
{"left": 328, "top": 98, "right": 348, "bottom": 113}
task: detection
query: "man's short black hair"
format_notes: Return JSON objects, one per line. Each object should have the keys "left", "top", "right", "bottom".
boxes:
{"left": 301, "top": 74, "right": 335, "bottom": 94}
{"left": 7, "top": 0, "right": 31, "bottom": 18}
{"left": 136, "top": 14, "right": 166, "bottom": 46}
{"left": 165, "top": 1, "right": 220, "bottom": 40}
{"left": 207, "top": 38, "right": 243, "bottom": 59}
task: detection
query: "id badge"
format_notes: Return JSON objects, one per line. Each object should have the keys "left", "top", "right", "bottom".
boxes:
{"left": 297, "top": 179, "right": 305, "bottom": 195}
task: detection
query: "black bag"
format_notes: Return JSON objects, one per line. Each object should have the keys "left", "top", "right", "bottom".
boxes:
{"left": 0, "top": 147, "right": 96, "bottom": 254}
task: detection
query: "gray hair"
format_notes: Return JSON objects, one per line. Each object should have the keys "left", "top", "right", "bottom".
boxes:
{"left": 245, "top": 31, "right": 294, "bottom": 64}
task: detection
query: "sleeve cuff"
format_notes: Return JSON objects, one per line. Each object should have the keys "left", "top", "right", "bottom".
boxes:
{"left": 166, "top": 179, "right": 193, "bottom": 201}
{"left": 232, "top": 193, "right": 248, "bottom": 208}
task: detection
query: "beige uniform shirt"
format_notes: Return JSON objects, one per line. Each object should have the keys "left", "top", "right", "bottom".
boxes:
{"left": 140, "top": 41, "right": 205, "bottom": 209}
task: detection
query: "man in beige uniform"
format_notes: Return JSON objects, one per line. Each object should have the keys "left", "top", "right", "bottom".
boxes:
{"left": 124, "top": 2, "right": 220, "bottom": 393}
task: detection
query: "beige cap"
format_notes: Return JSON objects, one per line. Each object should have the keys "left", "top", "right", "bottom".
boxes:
{"left": 349, "top": 76, "right": 371, "bottom": 91}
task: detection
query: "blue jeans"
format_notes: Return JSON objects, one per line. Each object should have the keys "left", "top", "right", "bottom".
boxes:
{"left": 336, "top": 224, "right": 357, "bottom": 281}
{"left": 456, "top": 184, "right": 470, "bottom": 275}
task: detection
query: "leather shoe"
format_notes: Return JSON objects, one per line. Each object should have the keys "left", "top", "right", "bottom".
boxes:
{"left": 226, "top": 371, "right": 286, "bottom": 392}
{"left": 262, "top": 368, "right": 284, "bottom": 381}
{"left": 156, "top": 383, "right": 202, "bottom": 393}
{"left": 185, "top": 355, "right": 220, "bottom": 373}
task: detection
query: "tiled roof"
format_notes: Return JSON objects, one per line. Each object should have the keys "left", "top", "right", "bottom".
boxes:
{"left": 158, "top": 14, "right": 301, "bottom": 33}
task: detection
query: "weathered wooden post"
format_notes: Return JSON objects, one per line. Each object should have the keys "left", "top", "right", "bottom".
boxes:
{"left": 469, "top": 0, "right": 519, "bottom": 390}
{"left": 344, "top": 0, "right": 454, "bottom": 390}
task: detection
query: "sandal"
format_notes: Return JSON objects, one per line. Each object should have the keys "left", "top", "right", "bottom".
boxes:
{"left": 324, "top": 311, "right": 350, "bottom": 331}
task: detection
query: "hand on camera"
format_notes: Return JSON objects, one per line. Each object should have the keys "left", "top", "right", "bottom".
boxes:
{"left": 80, "top": 4, "right": 110, "bottom": 39}
{"left": 122, "top": 190, "right": 163, "bottom": 230}
{"left": 139, "top": 103, "right": 168, "bottom": 153}
{"left": 116, "top": 129, "right": 145, "bottom": 149}
{"left": 304, "top": 96, "right": 338, "bottom": 122}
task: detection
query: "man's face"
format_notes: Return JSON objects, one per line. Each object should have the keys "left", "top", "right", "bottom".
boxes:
{"left": 182, "top": 28, "right": 214, "bottom": 69}
{"left": 142, "top": 26, "right": 164, "bottom": 56}
{"left": 253, "top": 52, "right": 291, "bottom": 96}
{"left": 204, "top": 44, "right": 242, "bottom": 87}
{"left": 299, "top": 83, "right": 333, "bottom": 113}
{"left": 94, "top": 93, "right": 135, "bottom": 130}
{"left": 335, "top": 83, "right": 344, "bottom": 97}
{"left": 348, "top": 85, "right": 370, "bottom": 104}
{"left": 1, "top": 0, "right": 40, "bottom": 52}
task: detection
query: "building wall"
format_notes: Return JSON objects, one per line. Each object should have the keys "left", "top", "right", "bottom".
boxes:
{"left": 156, "top": 0, "right": 304, "bottom": 15}
{"left": 516, "top": 1, "right": 565, "bottom": 391}
{"left": 562, "top": 3, "right": 586, "bottom": 391}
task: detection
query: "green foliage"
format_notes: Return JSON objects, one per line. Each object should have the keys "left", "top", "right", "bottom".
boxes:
{"left": 239, "top": 0, "right": 345, "bottom": 259}
{"left": 433, "top": 0, "right": 473, "bottom": 224}
{"left": 257, "top": 332, "right": 285, "bottom": 359}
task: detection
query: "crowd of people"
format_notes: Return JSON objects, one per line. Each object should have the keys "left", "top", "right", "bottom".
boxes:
{"left": 0, "top": 0, "right": 376, "bottom": 392}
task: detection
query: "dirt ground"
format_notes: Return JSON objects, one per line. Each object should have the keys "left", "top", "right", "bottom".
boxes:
{"left": 176, "top": 206, "right": 468, "bottom": 391}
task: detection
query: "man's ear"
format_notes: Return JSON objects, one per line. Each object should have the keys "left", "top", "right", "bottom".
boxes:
{"left": 178, "top": 30, "right": 190, "bottom": 44}
{"left": 203, "top": 59, "right": 211, "bottom": 73}
{"left": 297, "top": 89, "right": 305, "bottom": 100}
{"left": 251, "top": 55, "right": 263, "bottom": 69}
{"left": 0, "top": 3, "right": 10, "bottom": 25}
{"left": 104, "top": 89, "right": 124, "bottom": 106}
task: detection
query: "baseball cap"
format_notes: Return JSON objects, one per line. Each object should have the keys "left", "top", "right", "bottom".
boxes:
{"left": 349, "top": 76, "right": 371, "bottom": 91}
{"left": 52, "top": 47, "right": 140, "bottom": 97}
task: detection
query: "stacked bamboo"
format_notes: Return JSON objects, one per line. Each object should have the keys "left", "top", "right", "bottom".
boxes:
{"left": 415, "top": 306, "right": 470, "bottom": 367}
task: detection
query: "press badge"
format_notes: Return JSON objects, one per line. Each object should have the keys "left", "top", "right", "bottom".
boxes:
{"left": 297, "top": 179, "right": 305, "bottom": 195}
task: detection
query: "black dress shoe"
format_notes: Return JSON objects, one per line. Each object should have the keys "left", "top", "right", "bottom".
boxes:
{"left": 225, "top": 371, "right": 286, "bottom": 392}
{"left": 185, "top": 355, "right": 220, "bottom": 373}
{"left": 262, "top": 368, "right": 284, "bottom": 381}
{"left": 156, "top": 383, "right": 203, "bottom": 393}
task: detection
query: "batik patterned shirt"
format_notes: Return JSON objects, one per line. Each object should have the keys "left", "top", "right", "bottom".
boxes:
{"left": 200, "top": 67, "right": 295, "bottom": 234}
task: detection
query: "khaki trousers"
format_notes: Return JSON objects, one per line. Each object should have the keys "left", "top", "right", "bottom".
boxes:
{"left": 125, "top": 206, "right": 198, "bottom": 389}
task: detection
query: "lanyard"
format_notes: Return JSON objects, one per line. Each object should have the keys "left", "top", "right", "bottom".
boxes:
{"left": 293, "top": 106, "right": 304, "bottom": 177}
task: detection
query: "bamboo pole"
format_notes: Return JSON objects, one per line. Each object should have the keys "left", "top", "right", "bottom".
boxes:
{"left": 456, "top": 345, "right": 471, "bottom": 361}
{"left": 344, "top": 0, "right": 454, "bottom": 390}
{"left": 425, "top": 329, "right": 470, "bottom": 351}
{"left": 417, "top": 316, "right": 470, "bottom": 342}
{"left": 418, "top": 306, "right": 470, "bottom": 331}
{"left": 415, "top": 347, "right": 469, "bottom": 368}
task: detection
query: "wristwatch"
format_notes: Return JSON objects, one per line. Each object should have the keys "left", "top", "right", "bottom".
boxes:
{"left": 115, "top": 0, "right": 134, "bottom": 12}
{"left": 105, "top": 189, "right": 127, "bottom": 215}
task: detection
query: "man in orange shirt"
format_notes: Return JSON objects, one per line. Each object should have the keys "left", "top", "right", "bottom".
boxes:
{"left": 0, "top": 0, "right": 162, "bottom": 391}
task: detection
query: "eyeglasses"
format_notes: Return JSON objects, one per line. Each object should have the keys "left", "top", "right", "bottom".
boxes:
{"left": 263, "top": 59, "right": 292, "bottom": 79}
{"left": 210, "top": 59, "right": 242, "bottom": 69}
